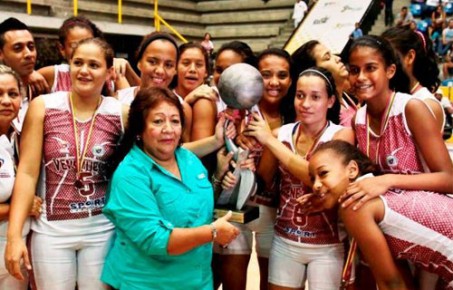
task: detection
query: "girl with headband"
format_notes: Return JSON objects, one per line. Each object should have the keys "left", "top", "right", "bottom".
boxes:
{"left": 243, "top": 67, "right": 354, "bottom": 290}
{"left": 291, "top": 40, "right": 355, "bottom": 127}
{"left": 382, "top": 27, "right": 445, "bottom": 133}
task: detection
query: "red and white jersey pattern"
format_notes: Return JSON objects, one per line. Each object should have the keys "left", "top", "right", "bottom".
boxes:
{"left": 34, "top": 92, "right": 123, "bottom": 235}
{"left": 247, "top": 105, "right": 277, "bottom": 207}
{"left": 275, "top": 121, "right": 346, "bottom": 244}
{"left": 51, "top": 64, "right": 72, "bottom": 93}
{"left": 355, "top": 93, "right": 427, "bottom": 174}
{"left": 379, "top": 190, "right": 453, "bottom": 286}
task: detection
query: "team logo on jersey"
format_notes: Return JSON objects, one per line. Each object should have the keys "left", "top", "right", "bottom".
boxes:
{"left": 53, "top": 137, "right": 70, "bottom": 154}
{"left": 386, "top": 148, "right": 402, "bottom": 168}
{"left": 92, "top": 144, "right": 105, "bottom": 157}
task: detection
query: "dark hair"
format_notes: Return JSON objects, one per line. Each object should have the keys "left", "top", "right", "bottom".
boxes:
{"left": 313, "top": 140, "right": 379, "bottom": 177}
{"left": 112, "top": 87, "right": 185, "bottom": 170}
{"left": 349, "top": 35, "right": 410, "bottom": 93}
{"left": 58, "top": 16, "right": 104, "bottom": 46}
{"left": 0, "top": 18, "right": 30, "bottom": 49}
{"left": 258, "top": 48, "right": 294, "bottom": 123}
{"left": 216, "top": 41, "right": 257, "bottom": 68}
{"left": 170, "top": 42, "right": 209, "bottom": 89}
{"left": 381, "top": 27, "right": 440, "bottom": 93}
{"left": 298, "top": 67, "right": 340, "bottom": 124}
{"left": 136, "top": 32, "right": 179, "bottom": 63}
{"left": 291, "top": 40, "right": 320, "bottom": 77}
{"left": 70, "top": 38, "right": 114, "bottom": 68}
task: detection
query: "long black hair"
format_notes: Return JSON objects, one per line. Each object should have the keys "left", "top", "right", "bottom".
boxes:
{"left": 349, "top": 35, "right": 411, "bottom": 94}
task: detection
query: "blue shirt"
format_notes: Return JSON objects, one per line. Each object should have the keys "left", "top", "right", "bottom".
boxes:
{"left": 101, "top": 145, "right": 214, "bottom": 290}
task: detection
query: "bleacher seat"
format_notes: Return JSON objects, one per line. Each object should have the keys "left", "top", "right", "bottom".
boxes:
{"left": 411, "top": 3, "right": 424, "bottom": 17}
{"left": 445, "top": 2, "right": 453, "bottom": 15}
{"left": 417, "top": 19, "right": 431, "bottom": 32}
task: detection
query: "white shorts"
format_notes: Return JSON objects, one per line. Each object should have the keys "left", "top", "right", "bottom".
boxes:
{"left": 214, "top": 205, "right": 276, "bottom": 257}
{"left": 30, "top": 229, "right": 114, "bottom": 290}
{"left": 268, "top": 235, "right": 344, "bottom": 289}
{"left": 0, "top": 238, "right": 28, "bottom": 290}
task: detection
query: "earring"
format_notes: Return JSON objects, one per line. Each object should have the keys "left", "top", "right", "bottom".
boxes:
{"left": 136, "top": 135, "right": 141, "bottom": 141}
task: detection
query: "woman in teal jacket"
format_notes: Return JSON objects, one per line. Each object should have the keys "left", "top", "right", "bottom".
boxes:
{"left": 101, "top": 87, "right": 239, "bottom": 290}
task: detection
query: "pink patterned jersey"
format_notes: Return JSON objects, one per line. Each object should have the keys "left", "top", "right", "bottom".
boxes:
{"left": 356, "top": 93, "right": 453, "bottom": 286}
{"left": 247, "top": 105, "right": 277, "bottom": 207}
{"left": 379, "top": 190, "right": 453, "bottom": 287}
{"left": 276, "top": 121, "right": 346, "bottom": 244}
{"left": 33, "top": 92, "right": 123, "bottom": 235}
{"left": 51, "top": 64, "right": 72, "bottom": 93}
{"left": 355, "top": 92, "right": 427, "bottom": 174}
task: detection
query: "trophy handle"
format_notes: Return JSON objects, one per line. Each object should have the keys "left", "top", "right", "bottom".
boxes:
{"left": 224, "top": 118, "right": 240, "bottom": 161}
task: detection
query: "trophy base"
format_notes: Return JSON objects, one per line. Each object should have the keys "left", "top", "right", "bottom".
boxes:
{"left": 214, "top": 206, "right": 259, "bottom": 224}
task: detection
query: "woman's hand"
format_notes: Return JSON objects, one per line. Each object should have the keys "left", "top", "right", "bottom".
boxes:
{"left": 184, "top": 85, "right": 218, "bottom": 105}
{"left": 235, "top": 133, "right": 259, "bottom": 151}
{"left": 214, "top": 114, "right": 236, "bottom": 147}
{"left": 29, "top": 196, "right": 43, "bottom": 218}
{"left": 5, "top": 238, "right": 31, "bottom": 281}
{"left": 243, "top": 113, "right": 273, "bottom": 146}
{"left": 215, "top": 147, "right": 234, "bottom": 180}
{"left": 296, "top": 193, "right": 326, "bottom": 214}
{"left": 339, "top": 175, "right": 390, "bottom": 210}
{"left": 212, "top": 211, "right": 240, "bottom": 246}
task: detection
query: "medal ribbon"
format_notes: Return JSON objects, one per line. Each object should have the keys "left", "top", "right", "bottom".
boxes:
{"left": 366, "top": 91, "right": 396, "bottom": 163}
{"left": 410, "top": 81, "right": 420, "bottom": 94}
{"left": 69, "top": 93, "right": 101, "bottom": 181}
{"left": 340, "top": 238, "right": 357, "bottom": 288}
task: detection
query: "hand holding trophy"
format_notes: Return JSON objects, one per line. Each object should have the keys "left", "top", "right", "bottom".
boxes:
{"left": 214, "top": 63, "right": 263, "bottom": 223}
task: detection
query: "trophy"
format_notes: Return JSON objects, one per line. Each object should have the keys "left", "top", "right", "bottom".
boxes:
{"left": 214, "top": 63, "right": 263, "bottom": 223}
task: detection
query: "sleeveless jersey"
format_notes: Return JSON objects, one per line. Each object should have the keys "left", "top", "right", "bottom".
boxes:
{"left": 51, "top": 64, "right": 71, "bottom": 93}
{"left": 380, "top": 190, "right": 453, "bottom": 286}
{"left": 0, "top": 134, "right": 30, "bottom": 237}
{"left": 32, "top": 91, "right": 124, "bottom": 236}
{"left": 355, "top": 92, "right": 427, "bottom": 174}
{"left": 275, "top": 121, "right": 346, "bottom": 244}
{"left": 412, "top": 86, "right": 446, "bottom": 130}
{"left": 247, "top": 105, "right": 278, "bottom": 207}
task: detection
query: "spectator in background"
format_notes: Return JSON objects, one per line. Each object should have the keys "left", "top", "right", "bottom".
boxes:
{"left": 351, "top": 22, "right": 363, "bottom": 39}
{"left": 434, "top": 88, "right": 453, "bottom": 115}
{"left": 442, "top": 52, "right": 453, "bottom": 79}
{"left": 439, "top": 19, "right": 453, "bottom": 56}
{"left": 395, "top": 6, "right": 414, "bottom": 27}
{"left": 384, "top": 0, "right": 394, "bottom": 27}
{"left": 200, "top": 32, "right": 214, "bottom": 57}
{"left": 409, "top": 20, "right": 418, "bottom": 31}
{"left": 0, "top": 17, "right": 44, "bottom": 131}
{"left": 292, "top": 0, "right": 308, "bottom": 28}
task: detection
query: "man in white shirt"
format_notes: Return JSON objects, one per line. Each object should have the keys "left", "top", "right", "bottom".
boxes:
{"left": 292, "top": 0, "right": 308, "bottom": 28}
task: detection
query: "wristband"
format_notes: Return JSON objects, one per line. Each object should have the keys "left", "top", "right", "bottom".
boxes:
{"left": 209, "top": 223, "right": 217, "bottom": 242}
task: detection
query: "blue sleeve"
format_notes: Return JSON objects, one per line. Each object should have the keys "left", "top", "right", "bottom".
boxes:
{"left": 103, "top": 168, "right": 174, "bottom": 256}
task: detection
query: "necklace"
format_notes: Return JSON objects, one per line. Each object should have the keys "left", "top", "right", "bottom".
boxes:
{"left": 366, "top": 91, "right": 396, "bottom": 164}
{"left": 294, "top": 121, "right": 330, "bottom": 159}
{"left": 69, "top": 93, "right": 101, "bottom": 189}
{"left": 410, "top": 81, "right": 420, "bottom": 94}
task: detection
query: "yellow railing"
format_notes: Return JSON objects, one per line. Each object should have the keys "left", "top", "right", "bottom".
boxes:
{"left": 153, "top": 0, "right": 187, "bottom": 43}
{"left": 25, "top": 0, "right": 187, "bottom": 43}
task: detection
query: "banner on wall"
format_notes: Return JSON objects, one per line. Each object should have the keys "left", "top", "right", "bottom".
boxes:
{"left": 284, "top": 0, "right": 373, "bottom": 55}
